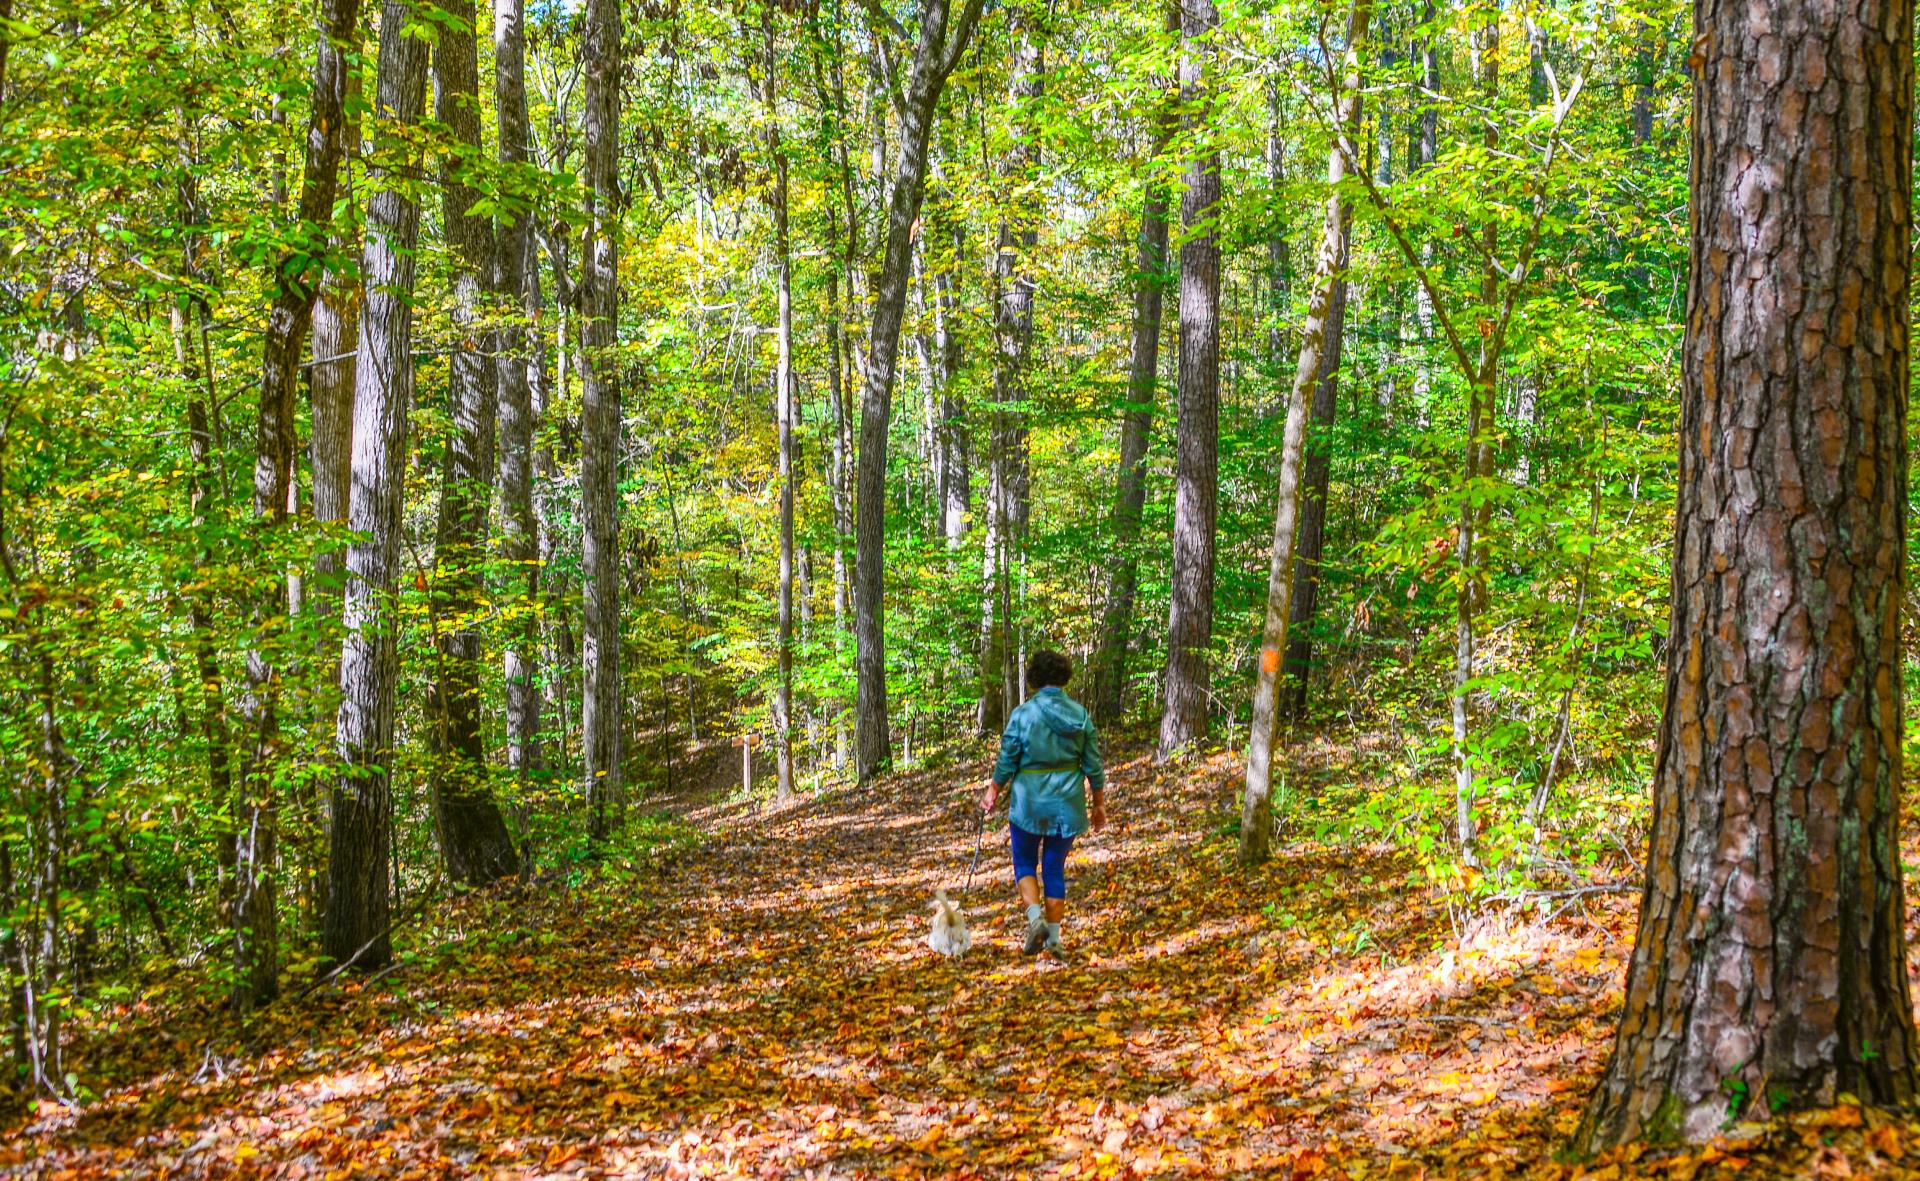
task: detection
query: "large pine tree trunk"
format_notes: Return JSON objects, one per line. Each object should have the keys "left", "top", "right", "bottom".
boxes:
{"left": 427, "top": 0, "right": 519, "bottom": 885}
{"left": 495, "top": 0, "right": 544, "bottom": 802}
{"left": 328, "top": 1, "right": 428, "bottom": 972}
{"left": 1157, "top": 0, "right": 1221, "bottom": 760}
{"left": 1577, "top": 0, "right": 1918, "bottom": 1147}
{"left": 1089, "top": 86, "right": 1175, "bottom": 726}
{"left": 852, "top": 0, "right": 985, "bottom": 783}
{"left": 578, "top": 0, "right": 623, "bottom": 835}
{"left": 234, "top": 0, "right": 363, "bottom": 1010}
{"left": 1239, "top": 0, "right": 1368, "bottom": 867}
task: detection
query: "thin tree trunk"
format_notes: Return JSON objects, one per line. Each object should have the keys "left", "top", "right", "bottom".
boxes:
{"left": 233, "top": 0, "right": 363, "bottom": 1012}
{"left": 766, "top": 8, "right": 796, "bottom": 801}
{"left": 1578, "top": 0, "right": 1919, "bottom": 1143}
{"left": 1090, "top": 70, "right": 1175, "bottom": 726}
{"left": 428, "top": 0, "right": 519, "bottom": 884}
{"left": 1281, "top": 276, "right": 1345, "bottom": 722}
{"left": 1157, "top": 0, "right": 1221, "bottom": 760}
{"left": 578, "top": 0, "right": 623, "bottom": 835}
{"left": 933, "top": 218, "right": 968, "bottom": 548}
{"left": 1265, "top": 77, "right": 1290, "bottom": 368}
{"left": 852, "top": 0, "right": 986, "bottom": 783}
{"left": 980, "top": 6, "right": 1042, "bottom": 733}
{"left": 327, "top": 0, "right": 428, "bottom": 972}
{"left": 495, "top": 0, "right": 544, "bottom": 802}
{"left": 1451, "top": 13, "right": 1500, "bottom": 863}
{"left": 1239, "top": 0, "right": 1369, "bottom": 867}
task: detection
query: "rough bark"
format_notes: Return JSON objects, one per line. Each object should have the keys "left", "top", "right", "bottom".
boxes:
{"left": 1239, "top": 0, "right": 1368, "bottom": 867}
{"left": 1089, "top": 78, "right": 1175, "bottom": 726}
{"left": 327, "top": 1, "right": 428, "bottom": 972}
{"left": 1156, "top": 0, "right": 1221, "bottom": 760}
{"left": 1577, "top": 0, "right": 1918, "bottom": 1147}
{"left": 428, "top": 0, "right": 519, "bottom": 885}
{"left": 495, "top": 0, "right": 544, "bottom": 798}
{"left": 233, "top": 0, "right": 363, "bottom": 1011}
{"left": 851, "top": 0, "right": 985, "bottom": 783}
{"left": 578, "top": 0, "right": 623, "bottom": 834}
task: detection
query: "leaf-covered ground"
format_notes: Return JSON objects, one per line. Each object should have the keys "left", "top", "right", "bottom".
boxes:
{"left": 9, "top": 744, "right": 1920, "bottom": 1178}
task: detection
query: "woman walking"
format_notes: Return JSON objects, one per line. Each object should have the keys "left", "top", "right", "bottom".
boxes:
{"left": 979, "top": 650, "right": 1106, "bottom": 956}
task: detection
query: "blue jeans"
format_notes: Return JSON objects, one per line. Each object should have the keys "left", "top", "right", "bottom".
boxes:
{"left": 1010, "top": 823, "right": 1075, "bottom": 900}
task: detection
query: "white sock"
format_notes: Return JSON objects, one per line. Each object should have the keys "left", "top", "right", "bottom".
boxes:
{"left": 1026, "top": 903, "right": 1044, "bottom": 924}
{"left": 1044, "top": 921, "right": 1061, "bottom": 942}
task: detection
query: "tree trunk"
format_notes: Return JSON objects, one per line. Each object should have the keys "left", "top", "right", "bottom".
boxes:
{"left": 495, "top": 0, "right": 544, "bottom": 802}
{"left": 1157, "top": 0, "right": 1221, "bottom": 760}
{"left": 933, "top": 218, "right": 968, "bottom": 549}
{"left": 980, "top": 6, "right": 1042, "bottom": 734}
{"left": 328, "top": 0, "right": 428, "bottom": 972}
{"left": 1281, "top": 277, "right": 1345, "bottom": 722}
{"left": 1239, "top": 0, "right": 1369, "bottom": 867}
{"left": 766, "top": 9, "right": 796, "bottom": 801}
{"left": 578, "top": 0, "right": 623, "bottom": 835}
{"left": 1090, "top": 75, "right": 1175, "bottom": 726}
{"left": 171, "top": 175, "right": 238, "bottom": 916}
{"left": 1451, "top": 13, "right": 1500, "bottom": 863}
{"left": 1577, "top": 0, "right": 1918, "bottom": 1147}
{"left": 852, "top": 0, "right": 985, "bottom": 783}
{"left": 1265, "top": 78, "right": 1290, "bottom": 369}
{"left": 233, "top": 0, "right": 363, "bottom": 1011}
{"left": 428, "top": 0, "right": 519, "bottom": 885}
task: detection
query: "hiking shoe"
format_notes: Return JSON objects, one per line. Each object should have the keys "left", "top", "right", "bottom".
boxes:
{"left": 1044, "top": 929, "right": 1065, "bottom": 957}
{"left": 1022, "top": 915, "right": 1049, "bottom": 956}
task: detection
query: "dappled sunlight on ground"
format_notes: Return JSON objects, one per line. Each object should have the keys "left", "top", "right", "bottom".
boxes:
{"left": 8, "top": 737, "right": 1918, "bottom": 1179}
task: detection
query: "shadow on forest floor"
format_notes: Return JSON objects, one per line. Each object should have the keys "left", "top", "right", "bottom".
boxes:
{"left": 6, "top": 737, "right": 1916, "bottom": 1178}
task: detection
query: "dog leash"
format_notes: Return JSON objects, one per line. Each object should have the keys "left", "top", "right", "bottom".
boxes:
{"left": 960, "top": 803, "right": 987, "bottom": 897}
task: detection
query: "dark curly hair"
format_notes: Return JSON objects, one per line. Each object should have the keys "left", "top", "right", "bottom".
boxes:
{"left": 1026, "top": 649, "right": 1073, "bottom": 690}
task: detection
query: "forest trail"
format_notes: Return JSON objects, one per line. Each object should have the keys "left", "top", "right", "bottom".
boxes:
{"left": 8, "top": 746, "right": 1909, "bottom": 1180}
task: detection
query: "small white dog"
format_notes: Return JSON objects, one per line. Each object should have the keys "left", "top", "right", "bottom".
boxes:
{"left": 927, "top": 889, "right": 972, "bottom": 957}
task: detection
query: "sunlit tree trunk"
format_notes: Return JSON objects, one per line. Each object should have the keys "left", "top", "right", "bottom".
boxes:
{"left": 428, "top": 0, "right": 519, "bottom": 884}
{"left": 1157, "top": 0, "right": 1220, "bottom": 760}
{"left": 932, "top": 216, "right": 968, "bottom": 549}
{"left": 328, "top": 0, "right": 428, "bottom": 972}
{"left": 1239, "top": 0, "right": 1368, "bottom": 867}
{"left": 765, "top": 8, "right": 796, "bottom": 801}
{"left": 578, "top": 0, "right": 623, "bottom": 835}
{"left": 852, "top": 0, "right": 985, "bottom": 783}
{"left": 1577, "top": 0, "right": 1918, "bottom": 1147}
{"left": 235, "top": 0, "right": 362, "bottom": 1010}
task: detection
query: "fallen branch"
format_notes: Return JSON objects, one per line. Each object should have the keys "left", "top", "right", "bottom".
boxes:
{"left": 298, "top": 893, "right": 438, "bottom": 999}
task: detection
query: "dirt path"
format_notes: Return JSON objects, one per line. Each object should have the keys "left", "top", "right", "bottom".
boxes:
{"left": 11, "top": 746, "right": 1898, "bottom": 1179}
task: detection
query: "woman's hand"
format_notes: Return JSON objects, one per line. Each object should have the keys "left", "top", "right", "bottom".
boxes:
{"left": 1090, "top": 798, "right": 1107, "bottom": 831}
{"left": 979, "top": 781, "right": 998, "bottom": 814}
